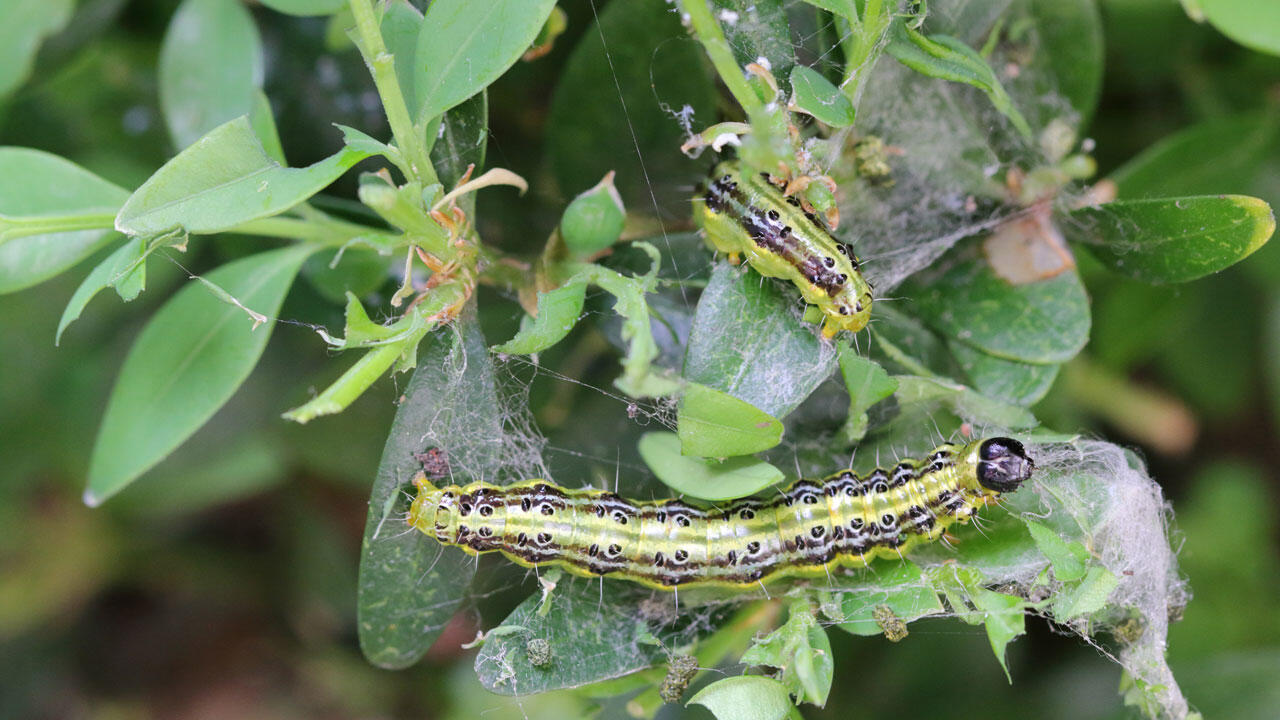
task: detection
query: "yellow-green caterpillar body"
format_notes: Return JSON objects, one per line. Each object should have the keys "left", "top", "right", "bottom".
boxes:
{"left": 407, "top": 438, "right": 1033, "bottom": 591}
{"left": 693, "top": 161, "right": 873, "bottom": 337}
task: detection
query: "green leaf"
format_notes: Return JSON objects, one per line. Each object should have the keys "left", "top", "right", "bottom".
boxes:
{"left": 741, "top": 599, "right": 833, "bottom": 706}
{"left": 358, "top": 317, "right": 504, "bottom": 668}
{"left": 492, "top": 280, "right": 587, "bottom": 354}
{"left": 801, "top": 0, "right": 856, "bottom": 19}
{"left": 85, "top": 245, "right": 312, "bottom": 505}
{"left": 891, "top": 375, "right": 1038, "bottom": 430}
{"left": 1025, "top": 519, "right": 1088, "bottom": 582}
{"left": 0, "top": 0, "right": 74, "bottom": 97}
{"left": 0, "top": 149, "right": 129, "bottom": 294}
{"left": 836, "top": 347, "right": 898, "bottom": 443}
{"left": 580, "top": 252, "right": 681, "bottom": 398}
{"left": 972, "top": 587, "right": 1026, "bottom": 680}
{"left": 1109, "top": 114, "right": 1280, "bottom": 199}
{"left": 687, "top": 676, "right": 793, "bottom": 720}
{"left": 1029, "top": 0, "right": 1104, "bottom": 126}
{"left": 1052, "top": 565, "right": 1121, "bottom": 620}
{"left": 477, "top": 580, "right": 728, "bottom": 694}
{"left": 836, "top": 562, "right": 944, "bottom": 636}
{"left": 56, "top": 237, "right": 147, "bottom": 345}
{"left": 158, "top": 0, "right": 264, "bottom": 150}
{"left": 949, "top": 341, "right": 1059, "bottom": 407}
{"left": 885, "top": 19, "right": 1031, "bottom": 140}
{"left": 547, "top": 0, "right": 715, "bottom": 214}
{"left": 414, "top": 0, "right": 556, "bottom": 123}
{"left": 1071, "top": 196, "right": 1275, "bottom": 284}
{"left": 116, "top": 117, "right": 370, "bottom": 238}
{"left": 248, "top": 90, "right": 287, "bottom": 166}
{"left": 677, "top": 383, "right": 783, "bottom": 457}
{"left": 901, "top": 251, "right": 1090, "bottom": 364}
{"left": 429, "top": 90, "right": 489, "bottom": 196}
{"left": 258, "top": 0, "right": 345, "bottom": 17}
{"left": 1198, "top": 0, "right": 1280, "bottom": 55}
{"left": 638, "top": 431, "right": 783, "bottom": 501}
{"left": 789, "top": 65, "right": 854, "bottom": 128}
{"left": 684, "top": 264, "right": 837, "bottom": 418}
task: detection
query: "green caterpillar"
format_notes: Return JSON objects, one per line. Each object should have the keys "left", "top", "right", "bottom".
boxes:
{"left": 407, "top": 437, "right": 1033, "bottom": 591}
{"left": 693, "top": 161, "right": 873, "bottom": 337}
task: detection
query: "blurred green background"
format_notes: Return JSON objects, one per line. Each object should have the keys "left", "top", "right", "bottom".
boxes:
{"left": 2, "top": 0, "right": 1279, "bottom": 718}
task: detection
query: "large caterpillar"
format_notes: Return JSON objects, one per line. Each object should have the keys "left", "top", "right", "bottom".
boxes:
{"left": 693, "top": 160, "right": 874, "bottom": 337}
{"left": 407, "top": 437, "right": 1033, "bottom": 591}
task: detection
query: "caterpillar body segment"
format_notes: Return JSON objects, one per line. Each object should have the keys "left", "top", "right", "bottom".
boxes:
{"left": 407, "top": 438, "right": 1034, "bottom": 591}
{"left": 693, "top": 161, "right": 873, "bottom": 338}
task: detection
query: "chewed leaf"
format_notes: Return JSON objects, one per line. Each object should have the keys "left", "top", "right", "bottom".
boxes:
{"left": 476, "top": 579, "right": 729, "bottom": 695}
{"left": 638, "top": 431, "right": 783, "bottom": 502}
{"left": 1070, "top": 195, "right": 1275, "bottom": 284}
{"left": 57, "top": 237, "right": 148, "bottom": 344}
{"left": 1025, "top": 519, "right": 1089, "bottom": 582}
{"left": 836, "top": 561, "right": 943, "bottom": 637}
{"left": 740, "top": 599, "right": 833, "bottom": 706}
{"left": 677, "top": 383, "right": 783, "bottom": 457}
{"left": 493, "top": 280, "right": 588, "bottom": 354}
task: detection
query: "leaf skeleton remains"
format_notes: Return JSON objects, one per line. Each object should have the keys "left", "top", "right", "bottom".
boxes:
{"left": 693, "top": 160, "right": 874, "bottom": 338}
{"left": 407, "top": 437, "right": 1034, "bottom": 590}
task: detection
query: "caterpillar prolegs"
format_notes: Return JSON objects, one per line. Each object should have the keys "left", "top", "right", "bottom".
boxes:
{"left": 407, "top": 438, "right": 1034, "bottom": 591}
{"left": 693, "top": 160, "right": 874, "bottom": 337}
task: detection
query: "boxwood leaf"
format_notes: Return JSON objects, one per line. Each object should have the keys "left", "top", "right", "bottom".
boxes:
{"left": 159, "top": 0, "right": 264, "bottom": 150}
{"left": 684, "top": 264, "right": 837, "bottom": 418}
{"left": 688, "top": 676, "right": 792, "bottom": 720}
{"left": 492, "top": 279, "right": 587, "bottom": 354}
{"left": 116, "top": 117, "right": 370, "bottom": 238}
{"left": 358, "top": 317, "right": 507, "bottom": 668}
{"left": 477, "top": 579, "right": 730, "bottom": 694}
{"left": 56, "top": 236, "right": 147, "bottom": 344}
{"left": 638, "top": 431, "right": 783, "bottom": 501}
{"left": 414, "top": 0, "right": 556, "bottom": 123}
{"left": 1071, "top": 196, "right": 1275, "bottom": 283}
{"left": 789, "top": 65, "right": 854, "bottom": 128}
{"left": 677, "top": 383, "right": 784, "bottom": 458}
{"left": 900, "top": 251, "right": 1090, "bottom": 364}
{"left": 85, "top": 245, "right": 313, "bottom": 505}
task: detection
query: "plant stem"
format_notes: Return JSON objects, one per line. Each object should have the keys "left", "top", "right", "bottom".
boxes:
{"left": 840, "top": 0, "right": 891, "bottom": 111}
{"left": 678, "top": 0, "right": 764, "bottom": 116}
{"left": 347, "top": 0, "right": 437, "bottom": 186}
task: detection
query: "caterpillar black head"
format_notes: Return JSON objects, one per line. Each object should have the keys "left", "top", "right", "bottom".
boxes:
{"left": 975, "top": 437, "right": 1034, "bottom": 493}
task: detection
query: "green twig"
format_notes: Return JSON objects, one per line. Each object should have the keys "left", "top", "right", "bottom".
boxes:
{"left": 348, "top": 0, "right": 437, "bottom": 186}
{"left": 678, "top": 0, "right": 764, "bottom": 115}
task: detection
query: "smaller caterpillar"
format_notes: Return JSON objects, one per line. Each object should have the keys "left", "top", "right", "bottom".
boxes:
{"left": 693, "top": 160, "right": 873, "bottom": 337}
{"left": 407, "top": 438, "right": 1033, "bottom": 591}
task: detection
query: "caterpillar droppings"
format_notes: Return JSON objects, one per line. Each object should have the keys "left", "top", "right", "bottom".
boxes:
{"left": 407, "top": 438, "right": 1034, "bottom": 591}
{"left": 693, "top": 160, "right": 873, "bottom": 337}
